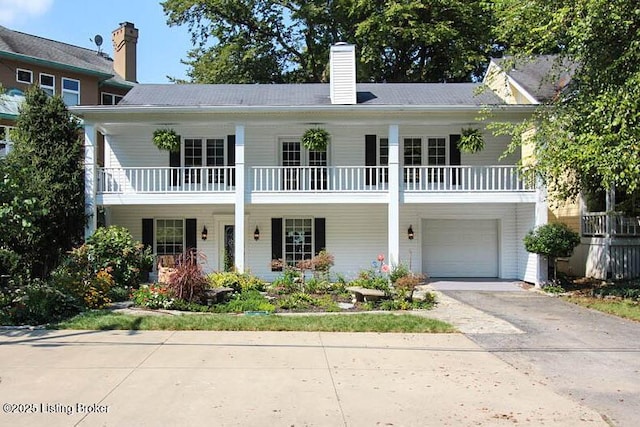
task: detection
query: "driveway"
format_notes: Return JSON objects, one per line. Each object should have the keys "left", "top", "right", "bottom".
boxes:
{"left": 430, "top": 281, "right": 640, "bottom": 427}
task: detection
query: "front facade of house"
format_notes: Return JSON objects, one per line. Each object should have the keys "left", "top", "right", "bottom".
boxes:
{"left": 74, "top": 45, "right": 545, "bottom": 284}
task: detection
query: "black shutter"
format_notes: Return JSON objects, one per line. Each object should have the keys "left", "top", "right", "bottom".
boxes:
{"left": 271, "top": 218, "right": 283, "bottom": 271}
{"left": 170, "top": 148, "right": 181, "bottom": 186}
{"left": 142, "top": 219, "right": 154, "bottom": 251}
{"left": 314, "top": 218, "right": 326, "bottom": 255}
{"left": 227, "top": 135, "right": 236, "bottom": 186}
{"left": 185, "top": 218, "right": 197, "bottom": 252}
{"left": 449, "top": 134, "right": 462, "bottom": 185}
{"left": 365, "top": 134, "right": 377, "bottom": 185}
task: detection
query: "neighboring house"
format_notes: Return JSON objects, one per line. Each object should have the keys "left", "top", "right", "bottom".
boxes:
{"left": 72, "top": 44, "right": 545, "bottom": 284}
{"left": 485, "top": 56, "right": 640, "bottom": 279}
{"left": 0, "top": 21, "right": 138, "bottom": 158}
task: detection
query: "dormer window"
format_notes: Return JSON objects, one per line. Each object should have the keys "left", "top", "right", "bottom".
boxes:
{"left": 101, "top": 92, "right": 123, "bottom": 105}
{"left": 16, "top": 68, "right": 32, "bottom": 84}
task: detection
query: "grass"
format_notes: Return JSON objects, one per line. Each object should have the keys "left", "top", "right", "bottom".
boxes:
{"left": 563, "top": 296, "right": 640, "bottom": 322}
{"left": 52, "top": 311, "right": 456, "bottom": 333}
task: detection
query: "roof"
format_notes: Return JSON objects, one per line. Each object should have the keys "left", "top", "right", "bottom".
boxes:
{"left": 0, "top": 25, "right": 132, "bottom": 88}
{"left": 118, "top": 82, "right": 504, "bottom": 107}
{"left": 491, "top": 55, "right": 576, "bottom": 102}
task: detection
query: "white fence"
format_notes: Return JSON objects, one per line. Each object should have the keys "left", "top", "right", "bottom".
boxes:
{"left": 403, "top": 166, "right": 533, "bottom": 192}
{"left": 98, "top": 167, "right": 235, "bottom": 193}
{"left": 251, "top": 166, "right": 388, "bottom": 192}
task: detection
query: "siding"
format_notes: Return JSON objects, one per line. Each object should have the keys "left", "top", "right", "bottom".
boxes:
{"left": 517, "top": 204, "right": 538, "bottom": 283}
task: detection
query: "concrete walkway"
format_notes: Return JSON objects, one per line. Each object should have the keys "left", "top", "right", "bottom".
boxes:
{"left": 0, "top": 329, "right": 607, "bottom": 426}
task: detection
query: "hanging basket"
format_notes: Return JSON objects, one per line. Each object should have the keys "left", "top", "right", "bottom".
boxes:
{"left": 458, "top": 128, "right": 485, "bottom": 153}
{"left": 153, "top": 128, "right": 180, "bottom": 152}
{"left": 301, "top": 128, "right": 330, "bottom": 151}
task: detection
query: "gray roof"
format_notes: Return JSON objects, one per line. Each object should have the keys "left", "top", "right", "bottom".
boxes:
{"left": 119, "top": 82, "right": 503, "bottom": 107}
{"left": 0, "top": 25, "right": 132, "bottom": 87}
{"left": 492, "top": 55, "right": 576, "bottom": 101}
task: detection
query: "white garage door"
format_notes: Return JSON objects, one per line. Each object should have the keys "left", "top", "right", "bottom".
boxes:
{"left": 422, "top": 219, "right": 499, "bottom": 277}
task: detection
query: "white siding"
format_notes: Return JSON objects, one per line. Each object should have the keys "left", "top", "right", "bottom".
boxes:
{"left": 517, "top": 204, "right": 538, "bottom": 282}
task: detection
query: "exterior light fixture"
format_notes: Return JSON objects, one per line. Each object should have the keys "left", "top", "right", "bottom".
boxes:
{"left": 408, "top": 225, "right": 415, "bottom": 240}
{"left": 254, "top": 226, "right": 260, "bottom": 241}
{"left": 201, "top": 226, "right": 208, "bottom": 241}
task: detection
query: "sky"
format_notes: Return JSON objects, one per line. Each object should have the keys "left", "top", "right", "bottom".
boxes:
{"left": 0, "top": 0, "right": 193, "bottom": 83}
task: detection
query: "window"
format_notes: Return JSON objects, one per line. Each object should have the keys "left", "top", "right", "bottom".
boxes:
{"left": 0, "top": 125, "right": 14, "bottom": 157}
{"left": 61, "top": 78, "right": 80, "bottom": 106}
{"left": 427, "top": 137, "right": 447, "bottom": 166}
{"left": 280, "top": 140, "right": 327, "bottom": 190}
{"left": 183, "top": 138, "right": 227, "bottom": 184}
{"left": 403, "top": 137, "right": 422, "bottom": 182}
{"left": 16, "top": 69, "right": 32, "bottom": 84}
{"left": 101, "top": 92, "right": 123, "bottom": 105}
{"left": 156, "top": 219, "right": 184, "bottom": 255}
{"left": 284, "top": 218, "right": 313, "bottom": 266}
{"left": 39, "top": 73, "right": 55, "bottom": 96}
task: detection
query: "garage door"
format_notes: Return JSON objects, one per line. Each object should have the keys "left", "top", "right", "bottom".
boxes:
{"left": 422, "top": 219, "right": 498, "bottom": 277}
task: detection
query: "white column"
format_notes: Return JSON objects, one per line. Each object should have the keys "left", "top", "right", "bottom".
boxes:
{"left": 234, "top": 124, "right": 246, "bottom": 272}
{"left": 388, "top": 124, "right": 400, "bottom": 266}
{"left": 535, "top": 182, "right": 548, "bottom": 285}
{"left": 84, "top": 122, "right": 97, "bottom": 240}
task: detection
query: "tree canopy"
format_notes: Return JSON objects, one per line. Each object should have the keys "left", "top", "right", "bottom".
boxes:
{"left": 491, "top": 0, "right": 640, "bottom": 210}
{"left": 161, "top": 0, "right": 500, "bottom": 83}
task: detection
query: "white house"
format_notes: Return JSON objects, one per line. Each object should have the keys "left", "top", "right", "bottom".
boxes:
{"left": 72, "top": 44, "right": 545, "bottom": 283}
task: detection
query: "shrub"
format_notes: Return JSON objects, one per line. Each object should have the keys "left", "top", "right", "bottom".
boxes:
{"left": 349, "top": 269, "right": 390, "bottom": 292}
{"left": 3, "top": 279, "right": 82, "bottom": 325}
{"left": 222, "top": 290, "right": 275, "bottom": 313}
{"left": 389, "top": 263, "right": 411, "bottom": 284}
{"left": 166, "top": 251, "right": 208, "bottom": 303}
{"left": 395, "top": 274, "right": 424, "bottom": 300}
{"left": 131, "top": 284, "right": 175, "bottom": 309}
{"left": 52, "top": 261, "right": 116, "bottom": 309}
{"left": 207, "top": 271, "right": 266, "bottom": 293}
{"left": 84, "top": 226, "right": 154, "bottom": 288}
{"left": 524, "top": 223, "right": 581, "bottom": 279}
{"left": 277, "top": 292, "right": 338, "bottom": 312}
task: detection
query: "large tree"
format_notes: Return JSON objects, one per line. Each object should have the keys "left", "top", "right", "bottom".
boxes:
{"left": 491, "top": 0, "right": 640, "bottom": 211}
{"left": 162, "top": 0, "right": 500, "bottom": 83}
{"left": 0, "top": 88, "right": 85, "bottom": 279}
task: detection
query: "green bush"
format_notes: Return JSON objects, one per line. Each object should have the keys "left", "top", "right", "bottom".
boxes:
{"left": 85, "top": 226, "right": 154, "bottom": 288}
{"left": 349, "top": 269, "right": 390, "bottom": 292}
{"left": 389, "top": 263, "right": 411, "bottom": 284}
{"left": 276, "top": 292, "right": 339, "bottom": 312}
{"left": 223, "top": 290, "right": 275, "bottom": 313}
{"left": 524, "top": 223, "right": 580, "bottom": 258}
{"left": 207, "top": 271, "right": 266, "bottom": 293}
{"left": 2, "top": 279, "right": 82, "bottom": 325}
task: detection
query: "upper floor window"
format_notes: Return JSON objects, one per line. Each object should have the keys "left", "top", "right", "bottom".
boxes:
{"left": 16, "top": 68, "right": 32, "bottom": 84}
{"left": 61, "top": 78, "right": 80, "bottom": 106}
{"left": 39, "top": 73, "right": 55, "bottom": 96}
{"left": 101, "top": 92, "right": 123, "bottom": 105}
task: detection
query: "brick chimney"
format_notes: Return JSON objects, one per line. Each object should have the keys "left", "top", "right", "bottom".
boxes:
{"left": 111, "top": 22, "right": 138, "bottom": 82}
{"left": 330, "top": 43, "right": 357, "bottom": 105}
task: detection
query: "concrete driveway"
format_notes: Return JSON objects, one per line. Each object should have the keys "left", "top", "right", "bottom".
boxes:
{"left": 432, "top": 282, "right": 640, "bottom": 427}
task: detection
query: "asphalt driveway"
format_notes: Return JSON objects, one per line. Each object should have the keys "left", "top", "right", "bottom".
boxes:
{"left": 436, "top": 284, "right": 640, "bottom": 427}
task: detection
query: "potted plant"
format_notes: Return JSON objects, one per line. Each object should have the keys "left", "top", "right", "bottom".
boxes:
{"left": 152, "top": 128, "right": 180, "bottom": 152}
{"left": 458, "top": 128, "right": 485, "bottom": 153}
{"left": 301, "top": 128, "right": 330, "bottom": 151}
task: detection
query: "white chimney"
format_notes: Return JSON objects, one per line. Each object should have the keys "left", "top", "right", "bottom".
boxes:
{"left": 330, "top": 43, "right": 356, "bottom": 105}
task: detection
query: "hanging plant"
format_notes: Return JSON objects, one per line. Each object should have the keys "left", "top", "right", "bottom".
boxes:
{"left": 152, "top": 128, "right": 180, "bottom": 152}
{"left": 458, "top": 128, "right": 485, "bottom": 153}
{"left": 301, "top": 128, "right": 330, "bottom": 151}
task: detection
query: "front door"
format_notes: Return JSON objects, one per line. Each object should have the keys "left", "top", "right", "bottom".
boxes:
{"left": 223, "top": 224, "right": 235, "bottom": 271}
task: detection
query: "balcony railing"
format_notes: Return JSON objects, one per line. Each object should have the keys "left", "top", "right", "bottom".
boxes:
{"left": 98, "top": 167, "right": 235, "bottom": 193}
{"left": 403, "top": 166, "right": 533, "bottom": 192}
{"left": 252, "top": 166, "right": 388, "bottom": 192}
{"left": 582, "top": 212, "right": 640, "bottom": 237}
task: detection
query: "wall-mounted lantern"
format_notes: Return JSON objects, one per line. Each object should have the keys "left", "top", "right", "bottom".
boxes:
{"left": 408, "top": 225, "right": 415, "bottom": 240}
{"left": 201, "top": 226, "right": 208, "bottom": 241}
{"left": 254, "top": 226, "right": 260, "bottom": 241}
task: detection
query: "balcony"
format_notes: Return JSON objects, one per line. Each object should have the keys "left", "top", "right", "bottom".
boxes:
{"left": 95, "top": 165, "right": 534, "bottom": 205}
{"left": 582, "top": 212, "right": 640, "bottom": 237}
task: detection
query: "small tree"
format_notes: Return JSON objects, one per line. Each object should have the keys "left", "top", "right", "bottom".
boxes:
{"left": 524, "top": 223, "right": 580, "bottom": 280}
